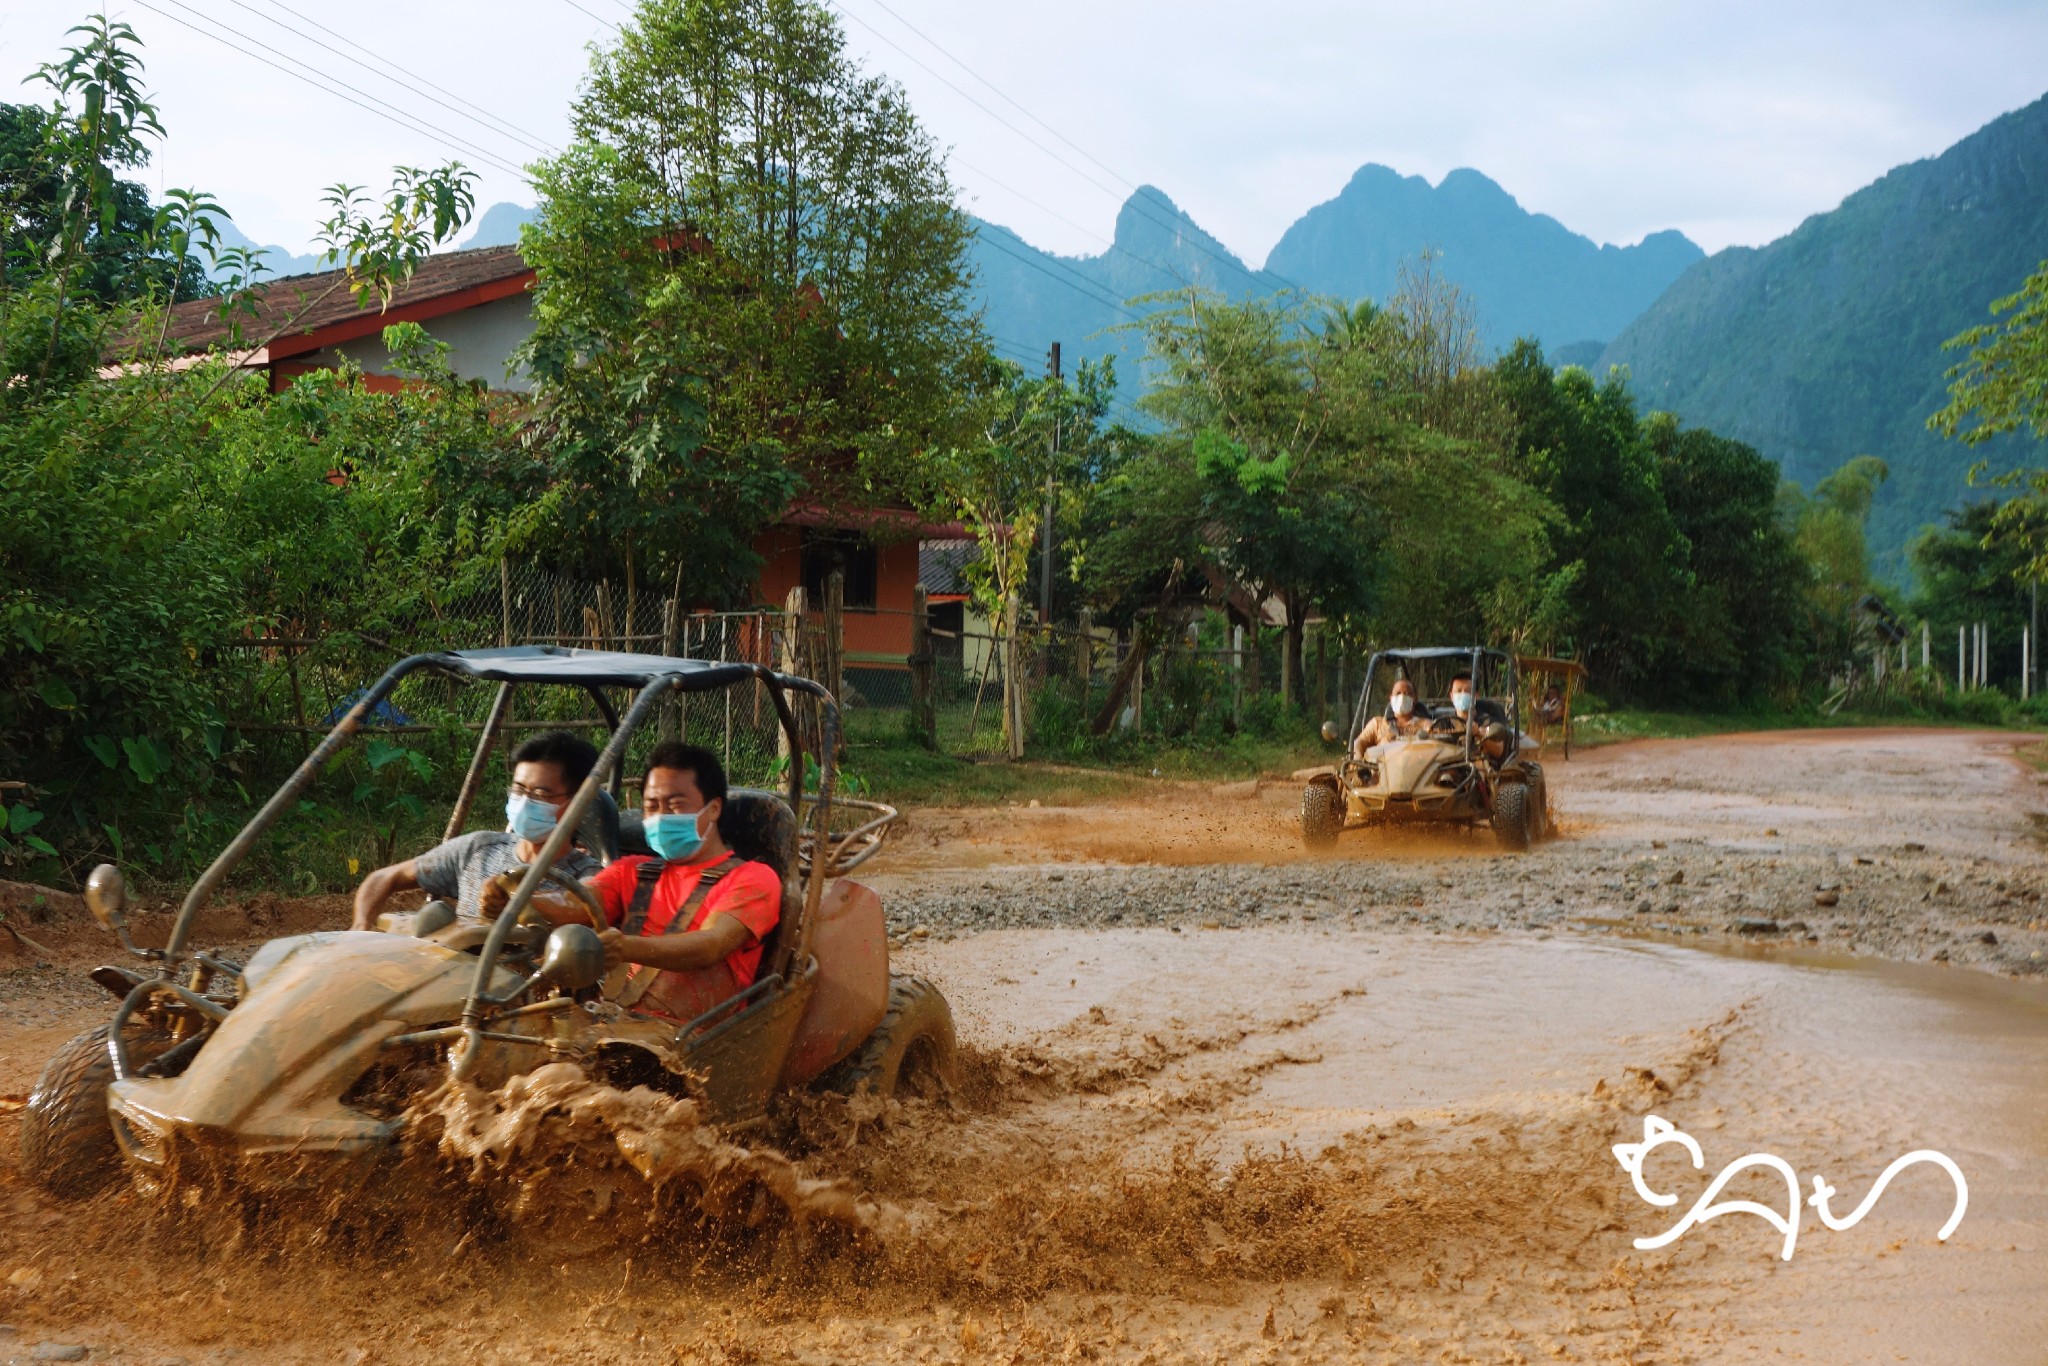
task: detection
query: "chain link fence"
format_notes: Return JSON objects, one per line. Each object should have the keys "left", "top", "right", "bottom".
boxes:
{"left": 216, "top": 557, "right": 1366, "bottom": 790}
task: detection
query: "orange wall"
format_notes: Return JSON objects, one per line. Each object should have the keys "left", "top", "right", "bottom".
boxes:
{"left": 752, "top": 527, "right": 915, "bottom": 662}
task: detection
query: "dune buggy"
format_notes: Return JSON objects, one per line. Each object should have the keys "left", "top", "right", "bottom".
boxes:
{"left": 20, "top": 646, "right": 955, "bottom": 1196}
{"left": 1301, "top": 646, "right": 1551, "bottom": 852}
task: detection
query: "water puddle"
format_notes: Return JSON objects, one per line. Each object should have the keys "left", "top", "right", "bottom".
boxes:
{"left": 902, "top": 925, "right": 2048, "bottom": 1362}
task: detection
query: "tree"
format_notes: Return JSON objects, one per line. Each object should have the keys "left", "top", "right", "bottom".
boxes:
{"left": 1136, "top": 291, "right": 1383, "bottom": 709}
{"left": 519, "top": 0, "right": 984, "bottom": 600}
{"left": 1641, "top": 414, "right": 1808, "bottom": 702}
{"left": 1497, "top": 342, "right": 1690, "bottom": 691}
{"left": 1909, "top": 499, "right": 2046, "bottom": 690}
{"left": 1930, "top": 258, "right": 2048, "bottom": 448}
{"left": 0, "top": 101, "right": 204, "bottom": 306}
{"left": 1781, "top": 454, "right": 1889, "bottom": 675}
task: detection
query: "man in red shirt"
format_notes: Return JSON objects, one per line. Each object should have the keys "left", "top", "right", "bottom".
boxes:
{"left": 482, "top": 742, "right": 782, "bottom": 1022}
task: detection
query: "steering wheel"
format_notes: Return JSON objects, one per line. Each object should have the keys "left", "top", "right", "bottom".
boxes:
{"left": 501, "top": 862, "right": 608, "bottom": 932}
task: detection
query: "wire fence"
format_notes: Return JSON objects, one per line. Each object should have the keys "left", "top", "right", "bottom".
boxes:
{"left": 213, "top": 558, "right": 1386, "bottom": 792}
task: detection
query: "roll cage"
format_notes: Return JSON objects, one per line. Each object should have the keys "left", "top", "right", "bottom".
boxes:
{"left": 158, "top": 645, "right": 844, "bottom": 1078}
{"left": 1346, "top": 646, "right": 1524, "bottom": 765}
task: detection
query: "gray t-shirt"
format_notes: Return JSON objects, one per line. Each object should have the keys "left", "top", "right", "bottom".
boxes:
{"left": 413, "top": 830, "right": 600, "bottom": 923}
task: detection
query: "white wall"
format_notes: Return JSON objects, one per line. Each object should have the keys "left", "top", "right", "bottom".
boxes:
{"left": 324, "top": 292, "right": 538, "bottom": 391}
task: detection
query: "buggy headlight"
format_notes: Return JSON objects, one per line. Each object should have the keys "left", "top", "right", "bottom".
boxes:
{"left": 1436, "top": 764, "right": 1471, "bottom": 788}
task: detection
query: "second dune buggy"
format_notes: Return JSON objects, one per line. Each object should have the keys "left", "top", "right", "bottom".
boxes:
{"left": 1301, "top": 645, "right": 1551, "bottom": 853}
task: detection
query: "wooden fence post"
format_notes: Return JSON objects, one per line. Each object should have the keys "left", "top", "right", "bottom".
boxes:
{"left": 910, "top": 583, "right": 936, "bottom": 750}
{"left": 499, "top": 558, "right": 513, "bottom": 647}
{"left": 1004, "top": 591, "right": 1025, "bottom": 760}
{"left": 1131, "top": 630, "right": 1145, "bottom": 734}
{"left": 781, "top": 587, "right": 805, "bottom": 770}
{"left": 660, "top": 598, "right": 681, "bottom": 741}
{"left": 1232, "top": 624, "right": 1245, "bottom": 730}
{"left": 824, "top": 570, "right": 846, "bottom": 706}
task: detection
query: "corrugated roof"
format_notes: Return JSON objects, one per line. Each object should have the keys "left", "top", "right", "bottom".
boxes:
{"left": 917, "top": 539, "right": 978, "bottom": 596}
{"left": 156, "top": 244, "right": 532, "bottom": 358}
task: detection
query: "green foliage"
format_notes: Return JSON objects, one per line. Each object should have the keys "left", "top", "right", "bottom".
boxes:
{"left": 0, "top": 18, "right": 497, "bottom": 880}
{"left": 1931, "top": 258, "right": 2048, "bottom": 448}
{"left": 1908, "top": 498, "right": 2046, "bottom": 691}
{"left": 1498, "top": 344, "right": 1689, "bottom": 687}
{"left": 1642, "top": 413, "right": 1810, "bottom": 702}
{"left": 1598, "top": 95, "right": 2048, "bottom": 578}
{"left": 519, "top": 0, "right": 984, "bottom": 601}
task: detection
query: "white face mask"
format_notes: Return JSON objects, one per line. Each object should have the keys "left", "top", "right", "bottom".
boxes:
{"left": 1452, "top": 689, "right": 1473, "bottom": 715}
{"left": 1390, "top": 693, "right": 1415, "bottom": 718}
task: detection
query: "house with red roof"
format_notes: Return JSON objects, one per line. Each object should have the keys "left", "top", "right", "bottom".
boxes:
{"left": 156, "top": 245, "right": 958, "bottom": 662}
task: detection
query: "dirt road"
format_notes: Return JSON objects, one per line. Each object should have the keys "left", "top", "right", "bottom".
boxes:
{"left": 0, "top": 728, "right": 2042, "bottom": 1364}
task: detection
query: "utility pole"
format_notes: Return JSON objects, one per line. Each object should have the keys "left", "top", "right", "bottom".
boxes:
{"left": 1042, "top": 341, "right": 1060, "bottom": 626}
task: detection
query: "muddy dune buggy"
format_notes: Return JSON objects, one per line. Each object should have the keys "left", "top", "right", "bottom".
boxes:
{"left": 21, "top": 647, "right": 956, "bottom": 1197}
{"left": 1301, "top": 646, "right": 1551, "bottom": 853}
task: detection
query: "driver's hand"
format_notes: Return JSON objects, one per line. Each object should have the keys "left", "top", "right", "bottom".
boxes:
{"left": 596, "top": 927, "right": 636, "bottom": 970}
{"left": 478, "top": 871, "right": 522, "bottom": 922}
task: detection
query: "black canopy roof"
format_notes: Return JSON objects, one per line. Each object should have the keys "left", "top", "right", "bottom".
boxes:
{"left": 1375, "top": 646, "right": 1511, "bottom": 662}
{"left": 415, "top": 645, "right": 816, "bottom": 693}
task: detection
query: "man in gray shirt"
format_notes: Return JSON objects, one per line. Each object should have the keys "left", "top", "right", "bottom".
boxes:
{"left": 349, "top": 730, "right": 603, "bottom": 928}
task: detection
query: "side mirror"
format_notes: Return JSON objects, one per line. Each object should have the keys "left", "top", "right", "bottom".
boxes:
{"left": 1320, "top": 720, "right": 1340, "bottom": 744}
{"left": 84, "top": 863, "right": 129, "bottom": 930}
{"left": 538, "top": 924, "right": 605, "bottom": 992}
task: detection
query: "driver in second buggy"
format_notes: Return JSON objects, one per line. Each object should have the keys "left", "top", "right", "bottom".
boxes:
{"left": 480, "top": 741, "right": 782, "bottom": 1022}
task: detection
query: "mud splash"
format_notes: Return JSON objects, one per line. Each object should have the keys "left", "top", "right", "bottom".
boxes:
{"left": 409, "top": 1062, "right": 900, "bottom": 1246}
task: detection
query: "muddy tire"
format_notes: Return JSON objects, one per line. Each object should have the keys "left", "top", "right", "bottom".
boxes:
{"left": 817, "top": 974, "right": 957, "bottom": 1101}
{"left": 20, "top": 1025, "right": 170, "bottom": 1198}
{"left": 1494, "top": 781, "right": 1533, "bottom": 852}
{"left": 1301, "top": 782, "right": 1342, "bottom": 850}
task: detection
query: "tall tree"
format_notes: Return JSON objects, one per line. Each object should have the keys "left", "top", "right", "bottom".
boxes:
{"left": 519, "top": 0, "right": 984, "bottom": 599}
{"left": 1642, "top": 414, "right": 1808, "bottom": 702}
{"left": 1138, "top": 291, "right": 1383, "bottom": 708}
{"left": 1497, "top": 342, "right": 1690, "bottom": 691}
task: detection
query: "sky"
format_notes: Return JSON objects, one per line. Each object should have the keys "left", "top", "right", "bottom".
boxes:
{"left": 2, "top": 0, "right": 2044, "bottom": 266}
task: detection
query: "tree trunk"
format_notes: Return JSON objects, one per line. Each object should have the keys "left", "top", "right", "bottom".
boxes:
{"left": 1090, "top": 629, "right": 1150, "bottom": 735}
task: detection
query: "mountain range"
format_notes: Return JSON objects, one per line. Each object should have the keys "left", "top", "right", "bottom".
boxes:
{"left": 210, "top": 96, "right": 2048, "bottom": 576}
{"left": 1599, "top": 92, "right": 2048, "bottom": 576}
{"left": 967, "top": 169, "right": 1701, "bottom": 379}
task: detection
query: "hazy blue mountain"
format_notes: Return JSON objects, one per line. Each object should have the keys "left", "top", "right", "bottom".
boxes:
{"left": 460, "top": 201, "right": 539, "bottom": 249}
{"left": 1265, "top": 166, "right": 1703, "bottom": 352}
{"left": 202, "top": 214, "right": 325, "bottom": 280}
{"left": 1599, "top": 92, "right": 2048, "bottom": 577}
{"left": 967, "top": 185, "right": 1283, "bottom": 383}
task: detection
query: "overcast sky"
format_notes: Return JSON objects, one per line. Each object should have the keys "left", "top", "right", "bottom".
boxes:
{"left": 2, "top": 0, "right": 2044, "bottom": 265}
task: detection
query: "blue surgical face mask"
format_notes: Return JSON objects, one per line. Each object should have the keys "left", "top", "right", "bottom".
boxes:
{"left": 645, "top": 809, "right": 707, "bottom": 861}
{"left": 506, "top": 794, "right": 561, "bottom": 843}
{"left": 1452, "top": 690, "right": 1474, "bottom": 715}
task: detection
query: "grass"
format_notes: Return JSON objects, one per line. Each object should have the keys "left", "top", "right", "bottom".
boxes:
{"left": 846, "top": 726, "right": 1333, "bottom": 807}
{"left": 1568, "top": 701, "right": 2043, "bottom": 750}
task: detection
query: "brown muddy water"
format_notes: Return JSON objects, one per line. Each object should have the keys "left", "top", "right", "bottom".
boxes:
{"left": 2, "top": 925, "right": 2041, "bottom": 1366}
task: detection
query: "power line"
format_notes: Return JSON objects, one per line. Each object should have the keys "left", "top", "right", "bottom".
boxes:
{"left": 831, "top": 0, "right": 1302, "bottom": 296}
{"left": 231, "top": 0, "right": 558, "bottom": 157}
{"left": 972, "top": 228, "right": 1140, "bottom": 321}
{"left": 135, "top": 0, "right": 530, "bottom": 179}
{"left": 561, "top": 0, "right": 624, "bottom": 32}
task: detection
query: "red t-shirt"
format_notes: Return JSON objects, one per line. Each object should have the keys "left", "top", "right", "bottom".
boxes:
{"left": 588, "top": 852, "right": 783, "bottom": 1020}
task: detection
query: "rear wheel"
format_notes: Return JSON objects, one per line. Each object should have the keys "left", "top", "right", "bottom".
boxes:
{"left": 1493, "top": 782, "right": 1533, "bottom": 852}
{"left": 1301, "top": 783, "right": 1342, "bottom": 850}
{"left": 817, "top": 975, "right": 956, "bottom": 1101}
{"left": 21, "top": 1025, "right": 172, "bottom": 1198}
